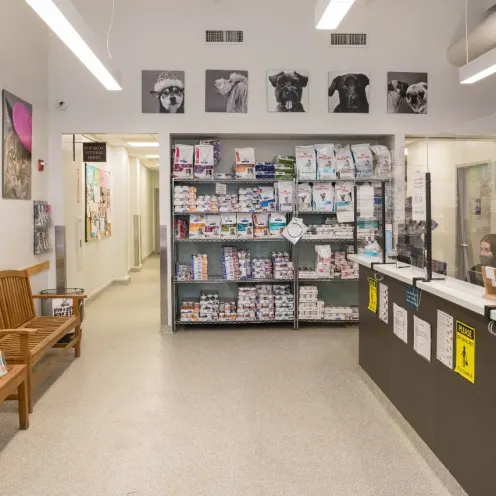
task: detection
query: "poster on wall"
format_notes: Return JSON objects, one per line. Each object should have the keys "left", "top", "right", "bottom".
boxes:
{"left": 2, "top": 90, "right": 32, "bottom": 200}
{"left": 142, "top": 71, "right": 185, "bottom": 114}
{"left": 328, "top": 72, "right": 370, "bottom": 113}
{"left": 267, "top": 70, "right": 309, "bottom": 112}
{"left": 205, "top": 70, "right": 248, "bottom": 113}
{"left": 387, "top": 72, "right": 428, "bottom": 114}
{"left": 85, "top": 164, "right": 111, "bottom": 241}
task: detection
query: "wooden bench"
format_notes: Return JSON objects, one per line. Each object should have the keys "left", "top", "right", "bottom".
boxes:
{"left": 0, "top": 270, "right": 87, "bottom": 412}
{"left": 0, "top": 333, "right": 31, "bottom": 429}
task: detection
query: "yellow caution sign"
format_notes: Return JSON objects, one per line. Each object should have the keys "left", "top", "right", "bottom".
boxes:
{"left": 368, "top": 277, "right": 377, "bottom": 314}
{"left": 455, "top": 321, "right": 475, "bottom": 384}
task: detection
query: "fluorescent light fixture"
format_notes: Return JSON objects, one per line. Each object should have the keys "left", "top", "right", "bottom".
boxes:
{"left": 25, "top": 0, "right": 121, "bottom": 91}
{"left": 315, "top": 0, "right": 355, "bottom": 30}
{"left": 128, "top": 142, "right": 159, "bottom": 148}
{"left": 405, "top": 148, "right": 409, "bottom": 156}
{"left": 460, "top": 46, "right": 496, "bottom": 84}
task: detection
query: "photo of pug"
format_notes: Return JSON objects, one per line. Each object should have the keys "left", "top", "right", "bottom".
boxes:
{"left": 267, "top": 70, "right": 309, "bottom": 112}
{"left": 387, "top": 72, "right": 428, "bottom": 114}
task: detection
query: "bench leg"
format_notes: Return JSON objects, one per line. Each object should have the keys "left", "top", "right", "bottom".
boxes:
{"left": 18, "top": 380, "right": 29, "bottom": 430}
{"left": 75, "top": 325, "right": 82, "bottom": 358}
{"left": 26, "top": 365, "right": 33, "bottom": 414}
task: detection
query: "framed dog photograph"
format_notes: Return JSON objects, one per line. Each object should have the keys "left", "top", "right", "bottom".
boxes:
{"left": 205, "top": 70, "right": 248, "bottom": 113}
{"left": 267, "top": 70, "right": 309, "bottom": 113}
{"left": 387, "top": 72, "right": 428, "bottom": 114}
{"left": 142, "top": 70, "right": 185, "bottom": 114}
{"left": 328, "top": 72, "right": 370, "bottom": 113}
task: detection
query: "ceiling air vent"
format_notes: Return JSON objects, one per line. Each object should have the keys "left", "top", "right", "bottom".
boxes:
{"left": 330, "top": 33, "right": 367, "bottom": 47}
{"left": 206, "top": 30, "right": 244, "bottom": 44}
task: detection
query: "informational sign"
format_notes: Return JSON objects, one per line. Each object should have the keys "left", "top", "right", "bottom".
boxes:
{"left": 414, "top": 316, "right": 431, "bottom": 362}
{"left": 358, "top": 185, "right": 374, "bottom": 218}
{"left": 412, "top": 173, "right": 427, "bottom": 221}
{"left": 436, "top": 310, "right": 454, "bottom": 369}
{"left": 336, "top": 202, "right": 354, "bottom": 223}
{"left": 405, "top": 285, "right": 421, "bottom": 311}
{"left": 455, "top": 321, "right": 475, "bottom": 384}
{"left": 393, "top": 303, "right": 408, "bottom": 343}
{"left": 379, "top": 283, "right": 389, "bottom": 324}
{"left": 215, "top": 183, "right": 227, "bottom": 195}
{"left": 83, "top": 142, "right": 107, "bottom": 162}
{"left": 368, "top": 277, "right": 377, "bottom": 314}
{"left": 52, "top": 298, "right": 74, "bottom": 317}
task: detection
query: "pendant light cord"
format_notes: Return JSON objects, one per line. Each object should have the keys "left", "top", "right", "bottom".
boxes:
{"left": 107, "top": 0, "right": 115, "bottom": 59}
{"left": 465, "top": 0, "right": 469, "bottom": 64}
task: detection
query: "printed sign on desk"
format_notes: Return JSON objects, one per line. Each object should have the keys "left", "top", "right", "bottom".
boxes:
{"left": 455, "top": 321, "right": 475, "bottom": 384}
{"left": 368, "top": 277, "right": 377, "bottom": 314}
{"left": 412, "top": 173, "right": 426, "bottom": 221}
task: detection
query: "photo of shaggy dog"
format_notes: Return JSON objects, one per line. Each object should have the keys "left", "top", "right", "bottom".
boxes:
{"left": 328, "top": 72, "right": 370, "bottom": 113}
{"left": 267, "top": 70, "right": 309, "bottom": 112}
{"left": 205, "top": 70, "right": 248, "bottom": 113}
{"left": 142, "top": 70, "right": 185, "bottom": 114}
{"left": 387, "top": 72, "right": 428, "bottom": 114}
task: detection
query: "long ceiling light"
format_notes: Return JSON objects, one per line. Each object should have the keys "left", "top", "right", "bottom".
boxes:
{"left": 128, "top": 142, "right": 159, "bottom": 148}
{"left": 315, "top": 0, "right": 356, "bottom": 30}
{"left": 25, "top": 0, "right": 122, "bottom": 91}
{"left": 460, "top": 46, "right": 496, "bottom": 84}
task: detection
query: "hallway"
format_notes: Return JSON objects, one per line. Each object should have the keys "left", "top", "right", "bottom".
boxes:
{"left": 0, "top": 258, "right": 464, "bottom": 496}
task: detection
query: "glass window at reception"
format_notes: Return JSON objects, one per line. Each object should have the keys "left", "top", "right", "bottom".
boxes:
{"left": 403, "top": 135, "right": 496, "bottom": 286}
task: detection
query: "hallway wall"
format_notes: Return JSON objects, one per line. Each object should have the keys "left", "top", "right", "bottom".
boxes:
{"left": 0, "top": 0, "right": 49, "bottom": 293}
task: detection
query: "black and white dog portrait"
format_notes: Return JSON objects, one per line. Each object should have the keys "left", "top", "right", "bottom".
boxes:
{"left": 267, "top": 70, "right": 309, "bottom": 112}
{"left": 205, "top": 70, "right": 248, "bottom": 113}
{"left": 387, "top": 72, "right": 428, "bottom": 114}
{"left": 328, "top": 72, "right": 370, "bottom": 113}
{"left": 142, "top": 70, "right": 185, "bottom": 114}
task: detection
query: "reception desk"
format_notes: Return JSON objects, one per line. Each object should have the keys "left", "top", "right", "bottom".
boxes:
{"left": 350, "top": 255, "right": 496, "bottom": 496}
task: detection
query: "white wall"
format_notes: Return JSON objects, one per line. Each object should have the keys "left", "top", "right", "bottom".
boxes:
{"left": 139, "top": 165, "right": 155, "bottom": 259}
{"left": 407, "top": 139, "right": 496, "bottom": 276}
{"left": 0, "top": 1, "right": 49, "bottom": 293}
{"left": 46, "top": 0, "right": 496, "bottom": 324}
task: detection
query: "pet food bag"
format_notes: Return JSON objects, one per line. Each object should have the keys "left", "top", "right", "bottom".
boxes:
{"left": 194, "top": 144, "right": 215, "bottom": 179}
{"left": 189, "top": 214, "right": 206, "bottom": 239}
{"left": 174, "top": 144, "right": 194, "bottom": 179}
{"left": 296, "top": 146, "right": 317, "bottom": 180}
{"left": 235, "top": 148, "right": 256, "bottom": 179}
{"left": 200, "top": 139, "right": 221, "bottom": 165}
{"left": 315, "top": 245, "right": 332, "bottom": 278}
{"left": 313, "top": 183, "right": 334, "bottom": 212}
{"left": 335, "top": 145, "right": 355, "bottom": 180}
{"left": 315, "top": 144, "right": 337, "bottom": 180}
{"left": 204, "top": 215, "right": 221, "bottom": 238}
{"left": 298, "top": 182, "right": 313, "bottom": 212}
{"left": 258, "top": 186, "right": 276, "bottom": 212}
{"left": 237, "top": 214, "right": 254, "bottom": 239}
{"left": 351, "top": 144, "right": 373, "bottom": 180}
{"left": 269, "top": 213, "right": 287, "bottom": 238}
{"left": 174, "top": 219, "right": 188, "bottom": 239}
{"left": 276, "top": 181, "right": 294, "bottom": 212}
{"left": 220, "top": 214, "right": 237, "bottom": 239}
{"left": 253, "top": 214, "right": 270, "bottom": 238}
{"left": 371, "top": 145, "right": 392, "bottom": 179}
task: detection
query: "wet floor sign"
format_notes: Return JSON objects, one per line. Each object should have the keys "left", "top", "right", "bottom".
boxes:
{"left": 455, "top": 321, "right": 475, "bottom": 384}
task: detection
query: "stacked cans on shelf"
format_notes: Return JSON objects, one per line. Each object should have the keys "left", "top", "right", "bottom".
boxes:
{"left": 236, "top": 284, "right": 294, "bottom": 322}
{"left": 180, "top": 300, "right": 200, "bottom": 322}
{"left": 298, "top": 286, "right": 358, "bottom": 321}
{"left": 303, "top": 223, "right": 354, "bottom": 240}
{"left": 272, "top": 252, "right": 294, "bottom": 280}
{"left": 175, "top": 264, "right": 192, "bottom": 281}
{"left": 174, "top": 186, "right": 197, "bottom": 213}
{"left": 191, "top": 254, "right": 208, "bottom": 281}
{"left": 273, "top": 284, "right": 294, "bottom": 321}
{"left": 219, "top": 300, "right": 237, "bottom": 322}
{"left": 200, "top": 291, "right": 220, "bottom": 322}
{"left": 221, "top": 247, "right": 251, "bottom": 281}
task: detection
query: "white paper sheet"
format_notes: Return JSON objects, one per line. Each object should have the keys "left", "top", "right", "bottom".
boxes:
{"left": 358, "top": 185, "right": 375, "bottom": 218}
{"left": 379, "top": 283, "right": 389, "bottom": 324}
{"left": 393, "top": 303, "right": 408, "bottom": 344}
{"left": 436, "top": 310, "right": 453, "bottom": 369}
{"left": 215, "top": 183, "right": 227, "bottom": 195}
{"left": 414, "top": 316, "right": 431, "bottom": 362}
{"left": 412, "top": 173, "right": 426, "bottom": 221}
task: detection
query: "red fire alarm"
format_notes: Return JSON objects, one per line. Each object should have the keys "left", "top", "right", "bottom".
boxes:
{"left": 38, "top": 160, "right": 45, "bottom": 172}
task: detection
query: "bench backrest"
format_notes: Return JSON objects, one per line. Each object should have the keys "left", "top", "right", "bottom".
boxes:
{"left": 0, "top": 271, "right": 35, "bottom": 329}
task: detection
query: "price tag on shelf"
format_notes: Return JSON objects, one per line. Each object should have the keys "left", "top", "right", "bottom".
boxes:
{"left": 215, "top": 183, "right": 227, "bottom": 195}
{"left": 412, "top": 173, "right": 427, "bottom": 221}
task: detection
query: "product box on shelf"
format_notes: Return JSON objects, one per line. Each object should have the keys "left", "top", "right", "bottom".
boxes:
{"left": 258, "top": 186, "right": 276, "bottom": 212}
{"left": 255, "top": 162, "right": 275, "bottom": 179}
{"left": 220, "top": 214, "right": 237, "bottom": 238}
{"left": 194, "top": 144, "right": 215, "bottom": 179}
{"left": 269, "top": 213, "right": 287, "bottom": 237}
{"left": 276, "top": 181, "right": 293, "bottom": 212}
{"left": 189, "top": 214, "right": 206, "bottom": 239}
{"left": 174, "top": 145, "right": 194, "bottom": 179}
{"left": 235, "top": 148, "right": 256, "bottom": 179}
{"left": 205, "top": 215, "right": 221, "bottom": 238}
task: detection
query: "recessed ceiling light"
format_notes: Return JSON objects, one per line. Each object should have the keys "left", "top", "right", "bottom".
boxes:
{"left": 25, "top": 0, "right": 121, "bottom": 91}
{"left": 127, "top": 142, "right": 159, "bottom": 148}
{"left": 315, "top": 0, "right": 355, "bottom": 30}
{"left": 146, "top": 154, "right": 160, "bottom": 159}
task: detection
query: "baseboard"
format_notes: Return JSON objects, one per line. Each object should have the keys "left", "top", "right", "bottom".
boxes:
{"left": 86, "top": 281, "right": 113, "bottom": 305}
{"left": 130, "top": 264, "right": 142, "bottom": 272}
{"left": 113, "top": 275, "right": 131, "bottom": 285}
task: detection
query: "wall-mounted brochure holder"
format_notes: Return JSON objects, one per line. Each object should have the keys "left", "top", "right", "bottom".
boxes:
{"left": 482, "top": 266, "right": 496, "bottom": 301}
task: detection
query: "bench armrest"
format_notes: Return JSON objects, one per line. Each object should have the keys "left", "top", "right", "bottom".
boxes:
{"left": 0, "top": 329, "right": 39, "bottom": 336}
{"left": 32, "top": 294, "right": 87, "bottom": 300}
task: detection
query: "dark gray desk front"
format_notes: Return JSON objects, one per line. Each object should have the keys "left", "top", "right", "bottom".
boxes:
{"left": 359, "top": 266, "right": 496, "bottom": 496}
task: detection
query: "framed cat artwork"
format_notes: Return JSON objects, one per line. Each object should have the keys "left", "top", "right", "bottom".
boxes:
{"left": 2, "top": 90, "right": 32, "bottom": 200}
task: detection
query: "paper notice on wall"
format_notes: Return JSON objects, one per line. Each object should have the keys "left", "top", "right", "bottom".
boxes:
{"left": 414, "top": 316, "right": 431, "bottom": 362}
{"left": 412, "top": 173, "right": 427, "bottom": 221}
{"left": 358, "top": 185, "right": 375, "bottom": 218}
{"left": 455, "top": 321, "right": 476, "bottom": 384}
{"left": 436, "top": 310, "right": 453, "bottom": 369}
{"left": 215, "top": 183, "right": 227, "bottom": 195}
{"left": 368, "top": 277, "right": 378, "bottom": 314}
{"left": 336, "top": 202, "right": 354, "bottom": 223}
{"left": 393, "top": 303, "right": 408, "bottom": 343}
{"left": 379, "top": 283, "right": 389, "bottom": 324}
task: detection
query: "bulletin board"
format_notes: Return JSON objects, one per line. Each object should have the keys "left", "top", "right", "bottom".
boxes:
{"left": 85, "top": 164, "right": 111, "bottom": 241}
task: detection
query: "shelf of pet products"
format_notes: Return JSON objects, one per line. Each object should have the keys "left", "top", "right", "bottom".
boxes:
{"left": 174, "top": 211, "right": 293, "bottom": 216}
{"left": 175, "top": 238, "right": 291, "bottom": 243}
{"left": 175, "top": 277, "right": 294, "bottom": 284}
{"left": 173, "top": 178, "right": 279, "bottom": 184}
